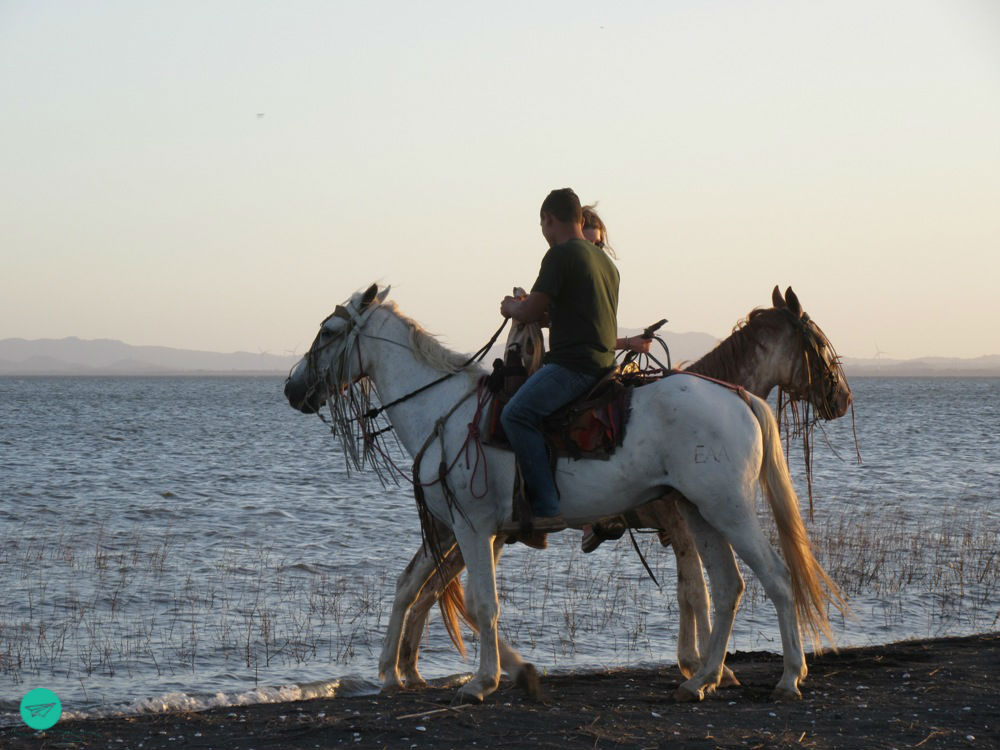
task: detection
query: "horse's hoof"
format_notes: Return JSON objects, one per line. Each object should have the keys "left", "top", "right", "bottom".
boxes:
{"left": 451, "top": 689, "right": 484, "bottom": 706}
{"left": 381, "top": 683, "right": 405, "bottom": 696}
{"left": 719, "top": 667, "right": 741, "bottom": 688}
{"left": 674, "top": 684, "right": 703, "bottom": 703}
{"left": 404, "top": 677, "right": 429, "bottom": 690}
{"left": 514, "top": 663, "right": 541, "bottom": 700}
{"left": 771, "top": 686, "right": 802, "bottom": 701}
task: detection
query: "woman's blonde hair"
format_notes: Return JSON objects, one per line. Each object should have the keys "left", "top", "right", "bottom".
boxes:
{"left": 582, "top": 203, "right": 616, "bottom": 258}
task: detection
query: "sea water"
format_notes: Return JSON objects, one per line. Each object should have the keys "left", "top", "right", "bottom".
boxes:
{"left": 0, "top": 376, "right": 997, "bottom": 723}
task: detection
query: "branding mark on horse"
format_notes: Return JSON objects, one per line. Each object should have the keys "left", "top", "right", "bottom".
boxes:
{"left": 695, "top": 444, "right": 731, "bottom": 464}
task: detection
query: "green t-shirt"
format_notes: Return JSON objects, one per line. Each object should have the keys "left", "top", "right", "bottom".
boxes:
{"left": 530, "top": 238, "right": 620, "bottom": 376}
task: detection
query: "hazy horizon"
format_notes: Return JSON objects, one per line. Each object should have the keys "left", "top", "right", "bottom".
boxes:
{"left": 2, "top": 1, "right": 998, "bottom": 360}
{"left": 3, "top": 331, "right": 998, "bottom": 371}
{"left": 2, "top": 314, "right": 999, "bottom": 361}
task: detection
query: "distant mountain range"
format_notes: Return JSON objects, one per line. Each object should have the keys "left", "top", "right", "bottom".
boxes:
{"left": 841, "top": 355, "right": 1000, "bottom": 377}
{"left": 1, "top": 336, "right": 998, "bottom": 377}
{"left": 0, "top": 337, "right": 299, "bottom": 375}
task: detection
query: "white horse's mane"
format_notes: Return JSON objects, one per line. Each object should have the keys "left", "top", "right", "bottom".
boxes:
{"left": 380, "top": 300, "right": 472, "bottom": 374}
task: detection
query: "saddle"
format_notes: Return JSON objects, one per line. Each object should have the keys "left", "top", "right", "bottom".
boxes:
{"left": 482, "top": 363, "right": 633, "bottom": 460}
{"left": 479, "top": 312, "right": 657, "bottom": 460}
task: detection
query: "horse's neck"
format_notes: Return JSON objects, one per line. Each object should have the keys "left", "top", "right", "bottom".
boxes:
{"left": 688, "top": 319, "right": 798, "bottom": 399}
{"left": 362, "top": 309, "right": 479, "bottom": 456}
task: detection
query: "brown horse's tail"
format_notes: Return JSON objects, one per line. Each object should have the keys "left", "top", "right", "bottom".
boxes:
{"left": 439, "top": 576, "right": 476, "bottom": 659}
{"left": 745, "top": 392, "right": 850, "bottom": 650}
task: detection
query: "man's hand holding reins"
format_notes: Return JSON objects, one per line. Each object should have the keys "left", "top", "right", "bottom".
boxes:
{"left": 500, "top": 291, "right": 550, "bottom": 324}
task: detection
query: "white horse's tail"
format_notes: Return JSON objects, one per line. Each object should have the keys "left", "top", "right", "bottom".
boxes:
{"left": 745, "top": 392, "right": 849, "bottom": 650}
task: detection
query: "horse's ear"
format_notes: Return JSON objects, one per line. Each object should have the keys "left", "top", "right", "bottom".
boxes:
{"left": 376, "top": 285, "right": 391, "bottom": 304}
{"left": 785, "top": 287, "right": 802, "bottom": 317}
{"left": 772, "top": 285, "right": 785, "bottom": 309}
{"left": 361, "top": 284, "right": 379, "bottom": 308}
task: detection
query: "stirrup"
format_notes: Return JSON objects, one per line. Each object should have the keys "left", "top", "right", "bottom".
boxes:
{"left": 500, "top": 514, "right": 566, "bottom": 536}
{"left": 503, "top": 530, "right": 548, "bottom": 550}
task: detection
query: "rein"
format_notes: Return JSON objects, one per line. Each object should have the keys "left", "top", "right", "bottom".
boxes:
{"left": 360, "top": 384, "right": 492, "bottom": 494}
{"left": 317, "top": 313, "right": 511, "bottom": 541}
{"left": 627, "top": 527, "right": 661, "bottom": 589}
{"left": 360, "top": 317, "right": 509, "bottom": 421}
{"left": 308, "top": 295, "right": 507, "bottom": 487}
{"left": 670, "top": 370, "right": 751, "bottom": 402}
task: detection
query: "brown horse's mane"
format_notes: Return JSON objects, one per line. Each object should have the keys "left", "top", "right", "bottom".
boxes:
{"left": 684, "top": 307, "right": 788, "bottom": 381}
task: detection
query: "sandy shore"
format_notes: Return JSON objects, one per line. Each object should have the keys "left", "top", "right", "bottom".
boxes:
{"left": 3, "top": 633, "right": 997, "bottom": 749}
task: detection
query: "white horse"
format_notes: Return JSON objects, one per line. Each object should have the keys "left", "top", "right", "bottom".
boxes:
{"left": 285, "top": 284, "right": 847, "bottom": 703}
{"left": 377, "top": 286, "right": 853, "bottom": 694}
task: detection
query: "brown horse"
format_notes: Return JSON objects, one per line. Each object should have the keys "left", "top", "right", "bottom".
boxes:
{"left": 378, "top": 286, "right": 852, "bottom": 694}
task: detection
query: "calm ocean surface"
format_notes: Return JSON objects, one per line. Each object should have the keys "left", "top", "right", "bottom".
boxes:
{"left": 1, "top": 376, "right": 997, "bottom": 723}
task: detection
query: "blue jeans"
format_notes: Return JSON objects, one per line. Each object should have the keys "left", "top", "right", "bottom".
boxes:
{"left": 500, "top": 364, "right": 600, "bottom": 517}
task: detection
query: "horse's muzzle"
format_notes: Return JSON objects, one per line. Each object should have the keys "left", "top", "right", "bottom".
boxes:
{"left": 834, "top": 387, "right": 852, "bottom": 418}
{"left": 284, "top": 377, "right": 319, "bottom": 414}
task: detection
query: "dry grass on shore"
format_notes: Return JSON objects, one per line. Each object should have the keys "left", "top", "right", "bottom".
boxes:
{"left": 1, "top": 507, "right": 997, "bottom": 684}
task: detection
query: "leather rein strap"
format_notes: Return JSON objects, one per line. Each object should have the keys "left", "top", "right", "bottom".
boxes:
{"left": 361, "top": 317, "right": 510, "bottom": 420}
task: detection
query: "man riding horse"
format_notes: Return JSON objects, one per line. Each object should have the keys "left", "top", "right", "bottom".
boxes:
{"left": 499, "top": 188, "right": 648, "bottom": 535}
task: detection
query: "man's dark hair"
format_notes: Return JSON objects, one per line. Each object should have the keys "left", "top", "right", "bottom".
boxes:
{"left": 540, "top": 188, "right": 583, "bottom": 224}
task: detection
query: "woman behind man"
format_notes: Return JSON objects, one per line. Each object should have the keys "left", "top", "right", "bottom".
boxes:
{"left": 582, "top": 204, "right": 614, "bottom": 257}
{"left": 583, "top": 203, "right": 644, "bottom": 353}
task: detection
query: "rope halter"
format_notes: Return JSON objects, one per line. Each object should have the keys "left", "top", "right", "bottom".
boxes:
{"left": 304, "top": 284, "right": 394, "bottom": 477}
{"left": 306, "top": 284, "right": 390, "bottom": 389}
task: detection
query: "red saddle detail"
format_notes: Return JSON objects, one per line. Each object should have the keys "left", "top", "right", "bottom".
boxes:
{"left": 482, "top": 376, "right": 633, "bottom": 460}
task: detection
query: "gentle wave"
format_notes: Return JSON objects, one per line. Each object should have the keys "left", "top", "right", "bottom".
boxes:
{"left": 0, "top": 673, "right": 481, "bottom": 726}
{"left": 0, "top": 675, "right": 369, "bottom": 727}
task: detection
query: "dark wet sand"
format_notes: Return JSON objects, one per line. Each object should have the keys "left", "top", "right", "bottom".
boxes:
{"left": 3, "top": 633, "right": 997, "bottom": 749}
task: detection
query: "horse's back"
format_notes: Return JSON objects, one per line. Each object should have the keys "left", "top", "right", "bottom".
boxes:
{"left": 625, "top": 374, "right": 764, "bottom": 490}
{"left": 632, "top": 374, "right": 760, "bottom": 438}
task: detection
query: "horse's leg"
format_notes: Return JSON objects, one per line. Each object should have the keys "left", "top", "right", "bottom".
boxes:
{"left": 452, "top": 529, "right": 502, "bottom": 704}
{"left": 486, "top": 539, "right": 541, "bottom": 698}
{"left": 461, "top": 575, "right": 530, "bottom": 682}
{"left": 682, "top": 496, "right": 807, "bottom": 700}
{"left": 398, "top": 587, "right": 433, "bottom": 688}
{"left": 672, "top": 500, "right": 745, "bottom": 702}
{"left": 395, "top": 534, "right": 540, "bottom": 697}
{"left": 671, "top": 522, "right": 707, "bottom": 679}
{"left": 379, "top": 538, "right": 456, "bottom": 692}
{"left": 662, "top": 497, "right": 704, "bottom": 679}
{"left": 397, "top": 542, "right": 465, "bottom": 688}
{"left": 664, "top": 498, "right": 739, "bottom": 687}
{"left": 723, "top": 529, "right": 806, "bottom": 699}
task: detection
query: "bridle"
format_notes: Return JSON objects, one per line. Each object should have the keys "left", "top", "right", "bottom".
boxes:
{"left": 776, "top": 307, "right": 859, "bottom": 516}
{"left": 305, "top": 300, "right": 375, "bottom": 377}
{"left": 294, "top": 297, "right": 382, "bottom": 417}
{"left": 782, "top": 309, "right": 848, "bottom": 421}
{"left": 297, "top": 292, "right": 511, "bottom": 480}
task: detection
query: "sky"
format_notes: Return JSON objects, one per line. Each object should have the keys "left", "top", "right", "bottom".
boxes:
{"left": 2, "top": 1, "right": 999, "bottom": 360}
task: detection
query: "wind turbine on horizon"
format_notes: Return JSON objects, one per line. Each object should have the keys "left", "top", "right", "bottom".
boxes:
{"left": 874, "top": 343, "right": 889, "bottom": 371}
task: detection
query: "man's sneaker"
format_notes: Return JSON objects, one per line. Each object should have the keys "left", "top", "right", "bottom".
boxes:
{"left": 581, "top": 527, "right": 602, "bottom": 553}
